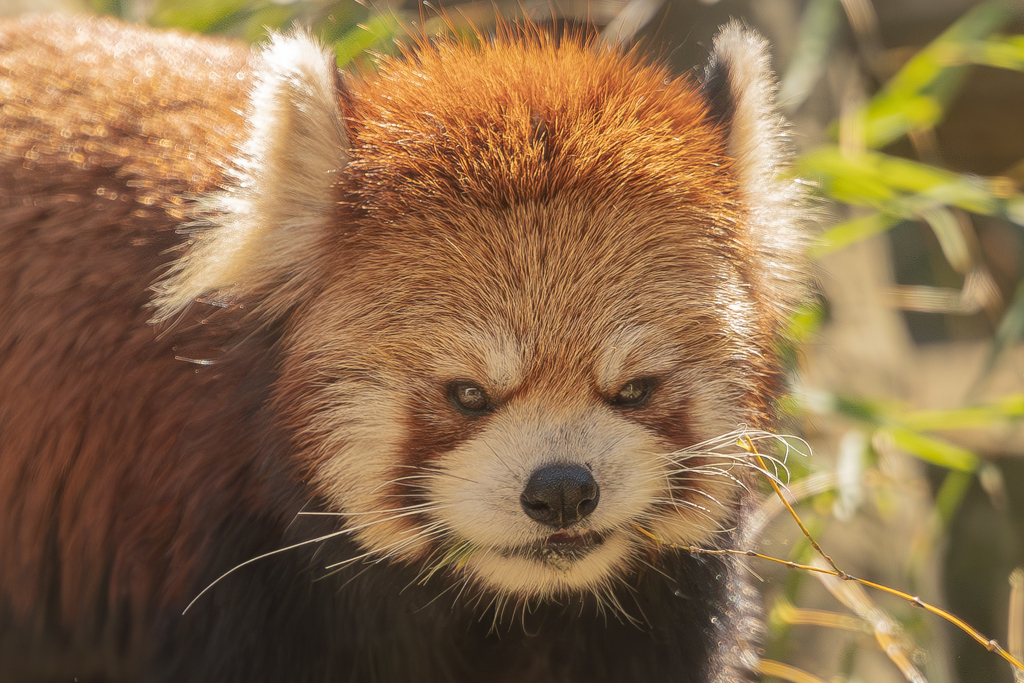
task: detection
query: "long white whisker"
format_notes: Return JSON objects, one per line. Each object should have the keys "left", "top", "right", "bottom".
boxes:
{"left": 189, "top": 502, "right": 455, "bottom": 612}
{"left": 182, "top": 526, "right": 354, "bottom": 614}
{"left": 297, "top": 500, "right": 444, "bottom": 519}
{"left": 321, "top": 517, "right": 454, "bottom": 571}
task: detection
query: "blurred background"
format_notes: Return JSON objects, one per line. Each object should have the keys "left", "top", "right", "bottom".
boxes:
{"left": 2, "top": 0, "right": 1022, "bottom": 681}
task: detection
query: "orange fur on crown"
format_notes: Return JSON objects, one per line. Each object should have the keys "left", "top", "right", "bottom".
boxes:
{"left": 345, "top": 33, "right": 735, "bottom": 213}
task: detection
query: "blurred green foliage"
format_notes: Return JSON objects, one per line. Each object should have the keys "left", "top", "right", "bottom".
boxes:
{"left": 795, "top": 0, "right": 1024, "bottom": 498}
{"left": 773, "top": 2, "right": 1024, "bottom": 681}
{"left": 89, "top": 0, "right": 394, "bottom": 65}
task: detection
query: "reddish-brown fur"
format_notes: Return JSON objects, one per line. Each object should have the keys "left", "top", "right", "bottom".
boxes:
{"left": 293, "top": 37, "right": 780, "bottom": 532}
{"left": 1, "top": 14, "right": 799, "bottom": 683}
{"left": 0, "top": 15, "right": 265, "bottom": 655}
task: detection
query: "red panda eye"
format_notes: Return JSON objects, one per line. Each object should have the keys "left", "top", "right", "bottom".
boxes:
{"left": 448, "top": 381, "right": 490, "bottom": 414}
{"left": 612, "top": 378, "right": 654, "bottom": 408}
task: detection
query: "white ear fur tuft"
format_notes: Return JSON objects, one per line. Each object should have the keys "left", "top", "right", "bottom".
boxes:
{"left": 152, "top": 31, "right": 348, "bottom": 322}
{"left": 704, "top": 22, "right": 807, "bottom": 318}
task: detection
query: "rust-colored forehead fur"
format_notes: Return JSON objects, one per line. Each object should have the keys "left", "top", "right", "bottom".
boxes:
{"left": 329, "top": 34, "right": 755, "bottom": 366}
{"left": 342, "top": 33, "right": 739, "bottom": 218}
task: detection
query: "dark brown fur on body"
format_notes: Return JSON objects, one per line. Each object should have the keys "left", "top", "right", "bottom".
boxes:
{"left": 0, "top": 14, "right": 803, "bottom": 683}
{"left": 0, "top": 18, "right": 292, "bottom": 678}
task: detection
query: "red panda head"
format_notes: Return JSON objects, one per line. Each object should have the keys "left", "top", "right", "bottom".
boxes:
{"left": 154, "top": 25, "right": 805, "bottom": 606}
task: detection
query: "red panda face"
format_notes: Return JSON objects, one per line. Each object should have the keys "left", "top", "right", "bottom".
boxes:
{"left": 135, "top": 22, "right": 803, "bottom": 611}
{"left": 189, "top": 30, "right": 807, "bottom": 606}
{"left": 280, "top": 195, "right": 769, "bottom": 600}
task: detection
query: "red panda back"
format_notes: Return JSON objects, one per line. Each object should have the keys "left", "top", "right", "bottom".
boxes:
{"left": 0, "top": 16, "right": 274, "bottom": 675}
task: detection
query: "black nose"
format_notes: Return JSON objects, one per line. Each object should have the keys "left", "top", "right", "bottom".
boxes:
{"left": 520, "top": 464, "right": 600, "bottom": 528}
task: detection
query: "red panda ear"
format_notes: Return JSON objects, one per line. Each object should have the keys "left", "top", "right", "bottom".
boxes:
{"left": 152, "top": 31, "right": 349, "bottom": 322}
{"left": 701, "top": 21, "right": 806, "bottom": 321}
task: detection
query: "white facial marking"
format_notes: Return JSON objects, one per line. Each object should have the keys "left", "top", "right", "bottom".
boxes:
{"left": 306, "top": 378, "right": 427, "bottom": 557}
{"left": 303, "top": 330, "right": 752, "bottom": 601}
{"left": 595, "top": 326, "right": 679, "bottom": 392}
{"left": 432, "top": 329, "right": 526, "bottom": 392}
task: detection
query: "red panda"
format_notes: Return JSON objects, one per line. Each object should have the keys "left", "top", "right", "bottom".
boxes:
{"left": 0, "top": 13, "right": 804, "bottom": 683}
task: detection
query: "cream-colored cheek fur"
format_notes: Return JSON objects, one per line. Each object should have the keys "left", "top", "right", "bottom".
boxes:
{"left": 428, "top": 401, "right": 745, "bottom": 596}
{"left": 302, "top": 380, "right": 422, "bottom": 557}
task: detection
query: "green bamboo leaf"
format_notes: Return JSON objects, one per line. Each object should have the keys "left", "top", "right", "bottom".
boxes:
{"left": 777, "top": 0, "right": 843, "bottom": 111}
{"left": 1008, "top": 197, "right": 1024, "bottom": 225}
{"left": 315, "top": 1, "right": 370, "bottom": 46}
{"left": 151, "top": 0, "right": 254, "bottom": 33}
{"left": 831, "top": 395, "right": 889, "bottom": 425}
{"left": 799, "top": 146, "right": 1024, "bottom": 223}
{"left": 860, "top": 1, "right": 1014, "bottom": 148}
{"left": 861, "top": 96, "right": 943, "bottom": 150}
{"left": 801, "top": 147, "right": 964, "bottom": 196}
{"left": 902, "top": 395, "right": 1024, "bottom": 431}
{"left": 954, "top": 36, "right": 1024, "bottom": 71}
{"left": 918, "top": 206, "right": 970, "bottom": 274}
{"left": 812, "top": 212, "right": 901, "bottom": 257}
{"left": 237, "top": 5, "right": 295, "bottom": 42}
{"left": 785, "top": 300, "right": 827, "bottom": 343}
{"left": 884, "top": 426, "right": 980, "bottom": 472}
{"left": 933, "top": 469, "right": 974, "bottom": 527}
{"left": 333, "top": 13, "right": 402, "bottom": 67}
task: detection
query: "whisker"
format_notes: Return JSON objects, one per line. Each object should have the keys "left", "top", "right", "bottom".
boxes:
{"left": 322, "top": 522, "right": 452, "bottom": 571}
{"left": 296, "top": 500, "right": 441, "bottom": 518}
{"left": 189, "top": 502, "right": 456, "bottom": 610}
{"left": 640, "top": 502, "right": 731, "bottom": 532}
{"left": 183, "top": 525, "right": 356, "bottom": 614}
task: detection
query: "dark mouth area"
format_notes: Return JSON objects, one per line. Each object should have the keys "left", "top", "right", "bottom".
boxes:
{"left": 545, "top": 529, "right": 602, "bottom": 549}
{"left": 501, "top": 530, "right": 605, "bottom": 565}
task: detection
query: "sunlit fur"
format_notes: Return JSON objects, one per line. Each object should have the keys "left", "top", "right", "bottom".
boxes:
{"left": 151, "top": 31, "right": 349, "bottom": 321}
{"left": 205, "top": 427, "right": 798, "bottom": 628}
{"left": 263, "top": 28, "right": 805, "bottom": 603}
{"left": 0, "top": 14, "right": 804, "bottom": 683}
